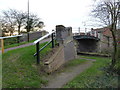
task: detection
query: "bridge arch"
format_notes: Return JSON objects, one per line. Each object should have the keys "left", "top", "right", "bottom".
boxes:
{"left": 73, "top": 35, "right": 100, "bottom": 53}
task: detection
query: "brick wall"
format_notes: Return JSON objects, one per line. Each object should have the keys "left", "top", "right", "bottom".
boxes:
{"left": 19, "top": 31, "right": 44, "bottom": 42}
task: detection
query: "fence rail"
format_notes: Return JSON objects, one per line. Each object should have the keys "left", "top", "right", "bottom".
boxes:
{"left": 33, "top": 30, "right": 55, "bottom": 64}
{"left": 0, "top": 35, "right": 22, "bottom": 39}
{"left": 0, "top": 35, "right": 22, "bottom": 53}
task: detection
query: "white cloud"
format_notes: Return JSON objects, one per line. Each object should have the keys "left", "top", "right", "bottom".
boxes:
{"left": 0, "top": 0, "right": 94, "bottom": 32}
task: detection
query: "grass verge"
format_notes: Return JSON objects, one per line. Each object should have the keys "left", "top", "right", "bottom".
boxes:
{"left": 2, "top": 42, "right": 52, "bottom": 88}
{"left": 63, "top": 55, "right": 118, "bottom": 88}
{"left": 4, "top": 39, "right": 35, "bottom": 49}
{"left": 63, "top": 59, "right": 87, "bottom": 69}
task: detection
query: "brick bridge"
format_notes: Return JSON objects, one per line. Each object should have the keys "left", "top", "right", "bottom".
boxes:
{"left": 73, "top": 35, "right": 100, "bottom": 53}
{"left": 43, "top": 25, "right": 101, "bottom": 73}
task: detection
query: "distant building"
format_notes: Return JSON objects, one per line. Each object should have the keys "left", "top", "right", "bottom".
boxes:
{"left": 88, "top": 27, "right": 115, "bottom": 53}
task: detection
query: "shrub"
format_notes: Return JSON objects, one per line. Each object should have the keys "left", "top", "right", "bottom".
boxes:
{"left": 85, "top": 73, "right": 118, "bottom": 88}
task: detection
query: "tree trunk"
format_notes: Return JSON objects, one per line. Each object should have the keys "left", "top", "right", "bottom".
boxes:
{"left": 18, "top": 25, "right": 21, "bottom": 35}
{"left": 110, "top": 28, "right": 117, "bottom": 66}
{"left": 27, "top": 32, "right": 29, "bottom": 42}
{"left": 112, "top": 36, "right": 117, "bottom": 65}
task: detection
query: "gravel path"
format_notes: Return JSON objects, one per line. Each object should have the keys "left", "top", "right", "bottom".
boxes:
{"left": 43, "top": 60, "right": 94, "bottom": 88}
{"left": 4, "top": 38, "right": 50, "bottom": 52}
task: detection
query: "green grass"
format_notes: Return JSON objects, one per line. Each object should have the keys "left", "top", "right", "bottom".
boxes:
{"left": 4, "top": 37, "right": 18, "bottom": 46}
{"left": 4, "top": 39, "right": 35, "bottom": 49}
{"left": 64, "top": 56, "right": 118, "bottom": 88}
{"left": 64, "top": 59, "right": 87, "bottom": 69}
{"left": 3, "top": 42, "right": 118, "bottom": 88}
{"left": 2, "top": 43, "right": 88, "bottom": 88}
{"left": 2, "top": 42, "right": 52, "bottom": 88}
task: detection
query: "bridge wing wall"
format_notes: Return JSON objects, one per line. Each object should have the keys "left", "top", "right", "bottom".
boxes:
{"left": 56, "top": 25, "right": 77, "bottom": 61}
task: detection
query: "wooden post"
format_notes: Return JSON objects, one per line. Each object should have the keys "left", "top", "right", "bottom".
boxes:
{"left": 1, "top": 39, "right": 4, "bottom": 53}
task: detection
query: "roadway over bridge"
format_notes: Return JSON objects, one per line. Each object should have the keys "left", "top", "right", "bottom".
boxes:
{"left": 73, "top": 35, "right": 100, "bottom": 41}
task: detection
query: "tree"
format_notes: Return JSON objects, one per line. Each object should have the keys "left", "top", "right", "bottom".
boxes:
{"left": 1, "top": 9, "right": 26, "bottom": 35}
{"left": 1, "top": 11, "right": 16, "bottom": 36}
{"left": 1, "top": 9, "right": 44, "bottom": 38}
{"left": 25, "top": 13, "right": 44, "bottom": 42}
{"left": 92, "top": 0, "right": 120, "bottom": 67}
{"left": 25, "top": 14, "right": 43, "bottom": 31}
{"left": 36, "top": 21, "right": 45, "bottom": 29}
{"left": 9, "top": 9, "right": 26, "bottom": 35}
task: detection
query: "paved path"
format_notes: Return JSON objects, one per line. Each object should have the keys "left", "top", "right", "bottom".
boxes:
{"left": 43, "top": 60, "right": 95, "bottom": 88}
{"left": 5, "top": 38, "right": 50, "bottom": 52}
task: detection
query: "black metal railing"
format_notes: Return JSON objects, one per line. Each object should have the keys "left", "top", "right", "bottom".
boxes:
{"left": 33, "top": 30, "right": 55, "bottom": 64}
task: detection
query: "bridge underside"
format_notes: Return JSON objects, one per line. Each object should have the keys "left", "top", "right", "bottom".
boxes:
{"left": 73, "top": 35, "right": 100, "bottom": 53}
{"left": 77, "top": 39, "right": 98, "bottom": 53}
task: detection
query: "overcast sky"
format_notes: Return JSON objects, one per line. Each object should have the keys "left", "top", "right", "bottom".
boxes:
{"left": 0, "top": 0, "right": 95, "bottom": 32}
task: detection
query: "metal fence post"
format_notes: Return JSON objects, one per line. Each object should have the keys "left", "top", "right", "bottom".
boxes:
{"left": 17, "top": 36, "right": 20, "bottom": 44}
{"left": 51, "top": 32, "right": 54, "bottom": 48}
{"left": 36, "top": 42, "right": 40, "bottom": 64}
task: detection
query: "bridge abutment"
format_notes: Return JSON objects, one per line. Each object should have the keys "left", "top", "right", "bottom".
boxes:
{"left": 44, "top": 25, "right": 77, "bottom": 73}
{"left": 56, "top": 25, "right": 77, "bottom": 61}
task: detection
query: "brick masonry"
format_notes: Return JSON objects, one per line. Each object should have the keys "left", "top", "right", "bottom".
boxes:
{"left": 56, "top": 25, "right": 77, "bottom": 61}
{"left": 43, "top": 25, "right": 77, "bottom": 73}
{"left": 44, "top": 46, "right": 65, "bottom": 73}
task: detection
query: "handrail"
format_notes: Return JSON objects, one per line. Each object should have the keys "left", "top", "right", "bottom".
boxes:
{"left": 33, "top": 30, "right": 56, "bottom": 64}
{"left": 0, "top": 35, "right": 22, "bottom": 39}
{"left": 33, "top": 31, "right": 55, "bottom": 44}
{"left": 34, "top": 40, "right": 52, "bottom": 56}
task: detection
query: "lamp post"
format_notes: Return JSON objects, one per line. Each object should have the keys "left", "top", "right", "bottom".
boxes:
{"left": 27, "top": 0, "right": 30, "bottom": 42}
{"left": 78, "top": 27, "right": 80, "bottom": 35}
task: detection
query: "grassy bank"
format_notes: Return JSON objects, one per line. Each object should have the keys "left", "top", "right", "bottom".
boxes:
{"left": 2, "top": 44, "right": 89, "bottom": 88}
{"left": 2, "top": 42, "right": 52, "bottom": 88}
{"left": 64, "top": 55, "right": 118, "bottom": 88}
{"left": 3, "top": 43, "right": 118, "bottom": 88}
{"left": 4, "top": 39, "right": 35, "bottom": 49}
